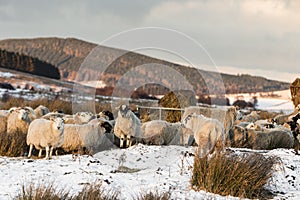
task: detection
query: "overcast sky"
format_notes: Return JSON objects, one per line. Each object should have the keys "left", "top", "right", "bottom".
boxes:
{"left": 0, "top": 0, "right": 299, "bottom": 82}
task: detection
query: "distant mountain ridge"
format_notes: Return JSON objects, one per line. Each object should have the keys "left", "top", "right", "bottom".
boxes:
{"left": 0, "top": 37, "right": 290, "bottom": 95}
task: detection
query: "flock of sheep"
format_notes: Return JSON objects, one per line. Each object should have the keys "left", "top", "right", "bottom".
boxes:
{"left": 1, "top": 103, "right": 300, "bottom": 159}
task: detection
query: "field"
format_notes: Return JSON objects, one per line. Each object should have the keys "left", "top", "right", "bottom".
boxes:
{"left": 0, "top": 144, "right": 300, "bottom": 199}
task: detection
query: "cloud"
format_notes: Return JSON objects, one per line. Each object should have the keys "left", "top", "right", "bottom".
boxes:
{"left": 0, "top": 0, "right": 299, "bottom": 82}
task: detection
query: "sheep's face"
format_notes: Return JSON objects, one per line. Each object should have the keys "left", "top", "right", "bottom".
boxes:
{"left": 75, "top": 112, "right": 94, "bottom": 123}
{"left": 52, "top": 117, "right": 64, "bottom": 130}
{"left": 16, "top": 109, "right": 29, "bottom": 121}
{"left": 119, "top": 105, "right": 131, "bottom": 118}
{"left": 182, "top": 113, "right": 196, "bottom": 130}
{"left": 99, "top": 110, "right": 114, "bottom": 120}
{"left": 236, "top": 110, "right": 243, "bottom": 120}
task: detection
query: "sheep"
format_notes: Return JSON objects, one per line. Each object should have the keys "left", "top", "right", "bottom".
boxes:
{"left": 240, "top": 110, "right": 260, "bottom": 123}
{"left": 34, "top": 105, "right": 50, "bottom": 118}
{"left": 24, "top": 106, "right": 37, "bottom": 121}
{"left": 254, "top": 119, "right": 276, "bottom": 129}
{"left": 61, "top": 120, "right": 114, "bottom": 154}
{"left": 246, "top": 128, "right": 294, "bottom": 150}
{"left": 98, "top": 110, "right": 114, "bottom": 120}
{"left": 63, "top": 112, "right": 95, "bottom": 125}
{"left": 272, "top": 106, "right": 300, "bottom": 125}
{"left": 182, "top": 113, "right": 225, "bottom": 158}
{"left": 182, "top": 106, "right": 242, "bottom": 146}
{"left": 114, "top": 104, "right": 142, "bottom": 148}
{"left": 27, "top": 117, "right": 64, "bottom": 159}
{"left": 140, "top": 120, "right": 194, "bottom": 146}
{"left": 7, "top": 107, "right": 31, "bottom": 135}
{"left": 287, "top": 113, "right": 300, "bottom": 154}
{"left": 228, "top": 125, "right": 248, "bottom": 147}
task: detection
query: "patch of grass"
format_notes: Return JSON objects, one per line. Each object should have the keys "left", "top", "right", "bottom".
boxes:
{"left": 0, "top": 130, "right": 28, "bottom": 157}
{"left": 191, "top": 151, "right": 281, "bottom": 199}
{"left": 137, "top": 190, "right": 171, "bottom": 200}
{"left": 73, "top": 183, "right": 119, "bottom": 200}
{"left": 16, "top": 182, "right": 119, "bottom": 200}
{"left": 16, "top": 183, "right": 70, "bottom": 200}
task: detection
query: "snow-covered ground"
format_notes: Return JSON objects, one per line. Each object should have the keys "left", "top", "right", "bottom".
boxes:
{"left": 0, "top": 144, "right": 299, "bottom": 200}
{"left": 226, "top": 90, "right": 295, "bottom": 113}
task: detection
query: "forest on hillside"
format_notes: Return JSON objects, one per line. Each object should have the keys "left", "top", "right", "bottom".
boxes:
{"left": 0, "top": 49, "right": 60, "bottom": 79}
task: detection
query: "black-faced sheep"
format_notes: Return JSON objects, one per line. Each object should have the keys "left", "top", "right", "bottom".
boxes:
{"left": 7, "top": 107, "right": 31, "bottom": 135}
{"left": 27, "top": 117, "right": 65, "bottom": 159}
{"left": 182, "top": 113, "right": 225, "bottom": 158}
{"left": 61, "top": 120, "right": 114, "bottom": 154}
{"left": 141, "top": 120, "right": 194, "bottom": 146}
{"left": 114, "top": 105, "right": 142, "bottom": 148}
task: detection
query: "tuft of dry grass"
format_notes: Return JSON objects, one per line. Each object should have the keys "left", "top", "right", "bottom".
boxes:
{"left": 191, "top": 151, "right": 281, "bottom": 199}
{"left": 16, "top": 182, "right": 119, "bottom": 200}
{"left": 16, "top": 183, "right": 70, "bottom": 200}
{"left": 0, "top": 130, "right": 28, "bottom": 157}
{"left": 137, "top": 190, "right": 171, "bottom": 200}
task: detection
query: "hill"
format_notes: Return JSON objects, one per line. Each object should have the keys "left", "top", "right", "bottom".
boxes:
{"left": 0, "top": 49, "right": 60, "bottom": 79}
{"left": 0, "top": 37, "right": 290, "bottom": 95}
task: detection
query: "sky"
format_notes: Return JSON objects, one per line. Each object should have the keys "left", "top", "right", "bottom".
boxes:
{"left": 0, "top": 0, "right": 299, "bottom": 82}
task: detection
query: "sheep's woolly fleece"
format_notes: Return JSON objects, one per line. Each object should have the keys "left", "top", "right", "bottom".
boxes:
{"left": 0, "top": 145, "right": 299, "bottom": 200}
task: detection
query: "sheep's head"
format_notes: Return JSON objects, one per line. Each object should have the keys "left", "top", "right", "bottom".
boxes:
{"left": 99, "top": 110, "right": 114, "bottom": 120}
{"left": 75, "top": 112, "right": 95, "bottom": 123}
{"left": 51, "top": 117, "right": 64, "bottom": 131}
{"left": 119, "top": 105, "right": 131, "bottom": 118}
{"left": 12, "top": 108, "right": 30, "bottom": 121}
{"left": 182, "top": 113, "right": 197, "bottom": 129}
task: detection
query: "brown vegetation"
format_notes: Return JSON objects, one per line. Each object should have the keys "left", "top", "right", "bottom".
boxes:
{"left": 0, "top": 130, "right": 28, "bottom": 157}
{"left": 16, "top": 182, "right": 119, "bottom": 200}
{"left": 191, "top": 151, "right": 281, "bottom": 199}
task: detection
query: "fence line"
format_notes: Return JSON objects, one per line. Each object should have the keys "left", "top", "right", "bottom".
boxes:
{"left": 136, "top": 105, "right": 185, "bottom": 120}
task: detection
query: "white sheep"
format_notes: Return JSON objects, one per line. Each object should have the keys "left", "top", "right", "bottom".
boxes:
{"left": 63, "top": 112, "right": 95, "bottom": 124}
{"left": 27, "top": 117, "right": 64, "bottom": 159}
{"left": 7, "top": 107, "right": 31, "bottom": 135}
{"left": 141, "top": 120, "right": 194, "bottom": 146}
{"left": 61, "top": 120, "right": 114, "bottom": 154}
{"left": 182, "top": 113, "right": 225, "bottom": 158}
{"left": 34, "top": 105, "right": 50, "bottom": 118}
{"left": 114, "top": 104, "right": 142, "bottom": 148}
{"left": 182, "top": 106, "right": 241, "bottom": 146}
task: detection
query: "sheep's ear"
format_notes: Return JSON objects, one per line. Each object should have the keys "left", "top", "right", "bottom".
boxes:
{"left": 9, "top": 107, "right": 18, "bottom": 113}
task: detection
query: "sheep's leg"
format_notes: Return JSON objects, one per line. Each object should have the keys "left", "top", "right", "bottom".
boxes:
{"left": 49, "top": 146, "right": 54, "bottom": 159}
{"left": 28, "top": 144, "right": 33, "bottom": 158}
{"left": 120, "top": 134, "right": 125, "bottom": 148}
{"left": 126, "top": 135, "right": 132, "bottom": 147}
{"left": 38, "top": 149, "right": 42, "bottom": 157}
{"left": 45, "top": 146, "right": 50, "bottom": 160}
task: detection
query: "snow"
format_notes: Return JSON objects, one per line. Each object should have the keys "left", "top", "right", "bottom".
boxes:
{"left": 226, "top": 90, "right": 295, "bottom": 114}
{"left": 0, "top": 72, "right": 14, "bottom": 78}
{"left": 0, "top": 144, "right": 300, "bottom": 200}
